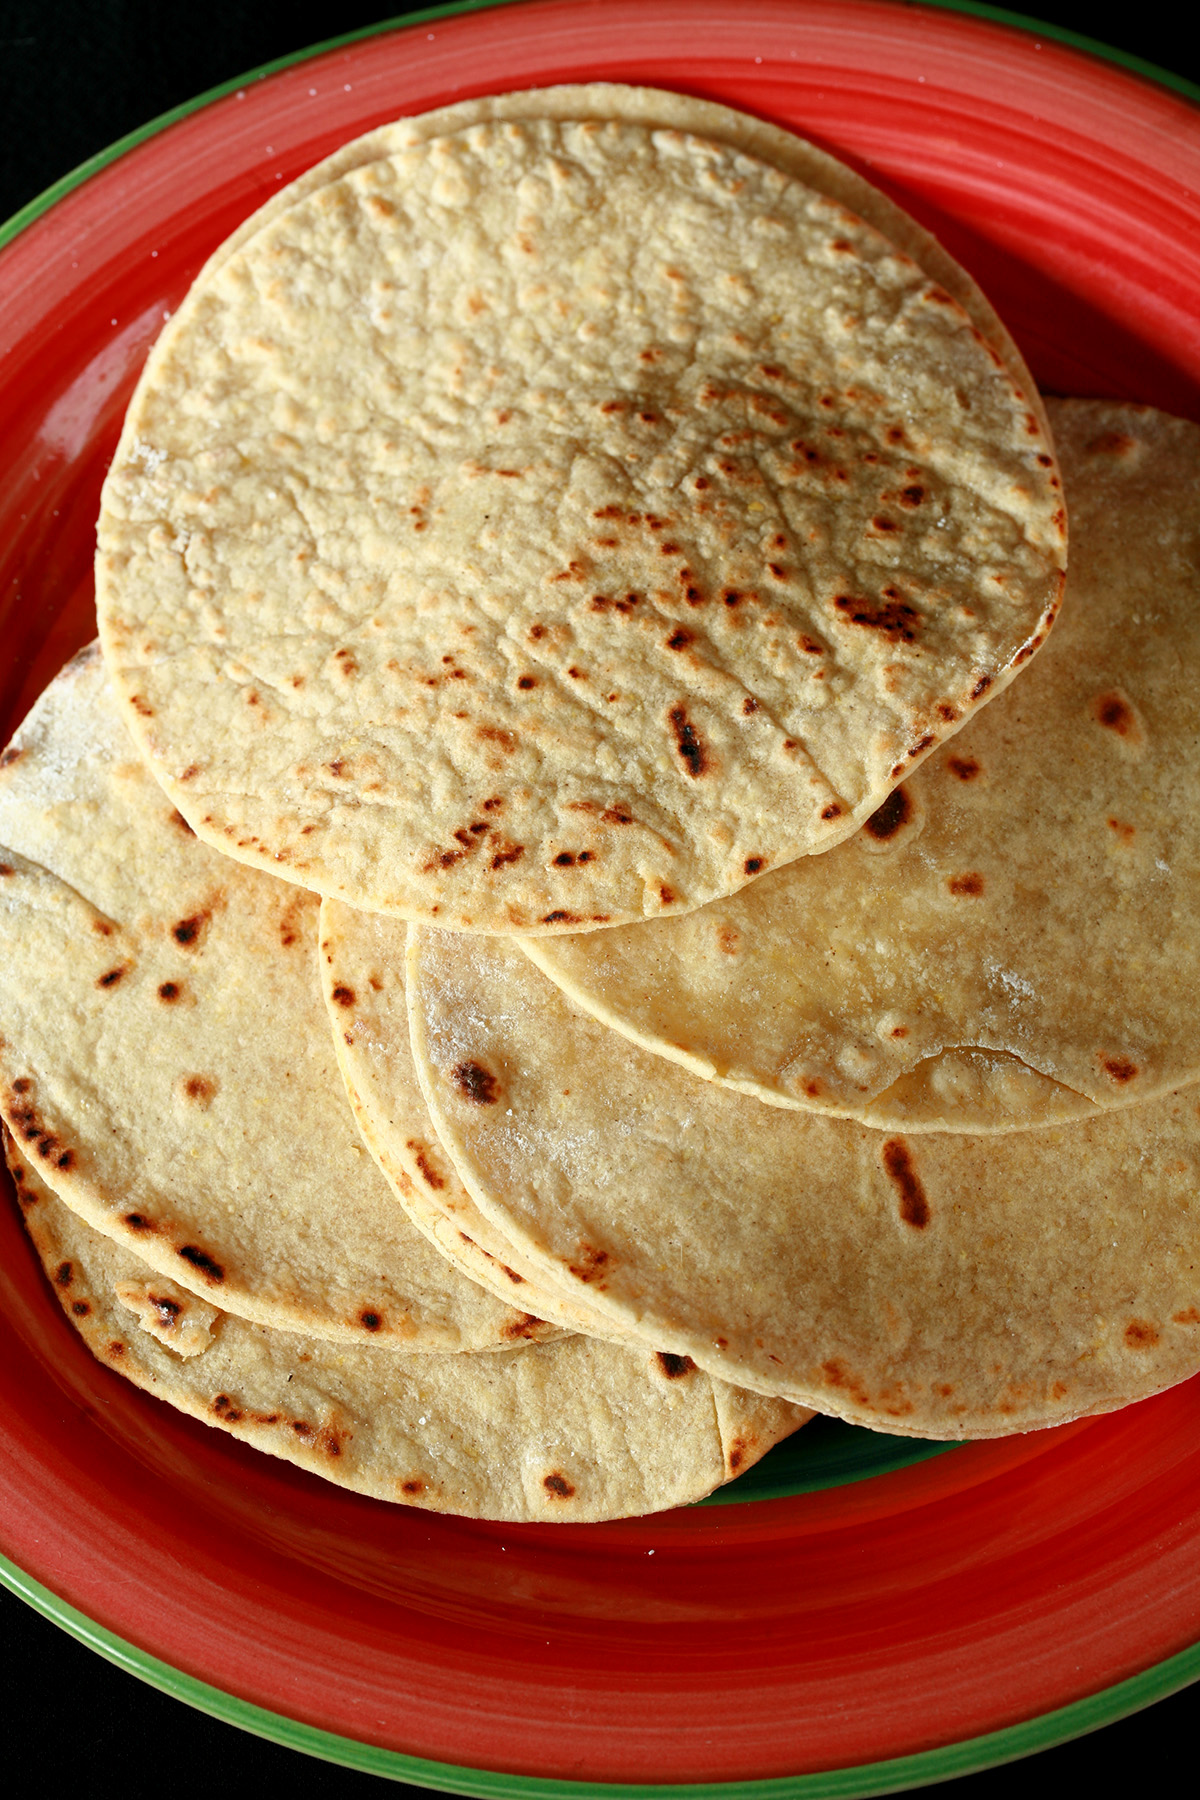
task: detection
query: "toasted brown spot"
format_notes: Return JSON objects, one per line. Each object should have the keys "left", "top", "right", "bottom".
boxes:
{"left": 1107, "top": 817, "right": 1136, "bottom": 842}
{"left": 656, "top": 1352, "right": 695, "bottom": 1379}
{"left": 866, "top": 788, "right": 912, "bottom": 840}
{"left": 401, "top": 1479, "right": 426, "bottom": 1496}
{"left": 182, "top": 1074, "right": 216, "bottom": 1103}
{"left": 172, "top": 914, "right": 207, "bottom": 948}
{"left": 96, "top": 965, "right": 127, "bottom": 989}
{"left": 1172, "top": 1307, "right": 1200, "bottom": 1325}
{"left": 744, "top": 856, "right": 764, "bottom": 875}
{"left": 11, "top": 1078, "right": 30, "bottom": 1094}
{"left": 727, "top": 1438, "right": 747, "bottom": 1472}
{"left": 742, "top": 696, "right": 759, "bottom": 715}
{"left": 1124, "top": 1319, "right": 1160, "bottom": 1349}
{"left": 1102, "top": 1056, "right": 1138, "bottom": 1083}
{"left": 517, "top": 674, "right": 537, "bottom": 689}
{"left": 0, "top": 747, "right": 24, "bottom": 768}
{"left": 71, "top": 1300, "right": 91, "bottom": 1317}
{"left": 411, "top": 1145, "right": 445, "bottom": 1190}
{"left": 717, "top": 924, "right": 739, "bottom": 954}
{"left": 157, "top": 981, "right": 181, "bottom": 1002}
{"left": 124, "top": 1212, "right": 156, "bottom": 1233}
{"left": 834, "top": 595, "right": 919, "bottom": 642}
{"left": 601, "top": 805, "right": 633, "bottom": 825}
{"left": 821, "top": 803, "right": 843, "bottom": 820}
{"left": 882, "top": 1138, "right": 930, "bottom": 1228}
{"left": 54, "top": 1260, "right": 73, "bottom": 1287}
{"left": 1094, "top": 693, "right": 1136, "bottom": 736}
{"left": 151, "top": 1295, "right": 182, "bottom": 1326}
{"left": 331, "top": 985, "right": 356, "bottom": 1008}
{"left": 452, "top": 1061, "right": 500, "bottom": 1104}
{"left": 658, "top": 885, "right": 676, "bottom": 906}
{"left": 359, "top": 1310, "right": 383, "bottom": 1332}
{"left": 666, "top": 628, "right": 693, "bottom": 650}
{"left": 503, "top": 1313, "right": 543, "bottom": 1340}
{"left": 948, "top": 872, "right": 984, "bottom": 896}
{"left": 947, "top": 756, "right": 981, "bottom": 781}
{"left": 543, "top": 1472, "right": 576, "bottom": 1498}
{"left": 1087, "top": 430, "right": 1136, "bottom": 456}
{"left": 477, "top": 726, "right": 517, "bottom": 752}
{"left": 541, "top": 909, "right": 583, "bottom": 925}
{"left": 569, "top": 1244, "right": 610, "bottom": 1284}
{"left": 177, "top": 1244, "right": 224, "bottom": 1282}
{"left": 489, "top": 843, "right": 525, "bottom": 870}
{"left": 668, "top": 705, "right": 709, "bottom": 777}
{"left": 971, "top": 674, "right": 992, "bottom": 699}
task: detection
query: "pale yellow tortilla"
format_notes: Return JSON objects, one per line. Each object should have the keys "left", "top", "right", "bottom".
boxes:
{"left": 195, "top": 83, "right": 1049, "bottom": 437}
{"left": 98, "top": 113, "right": 1063, "bottom": 932}
{"left": 524, "top": 400, "right": 1200, "bottom": 1131}
{"left": 406, "top": 926, "right": 1200, "bottom": 1438}
{"left": 8, "top": 1131, "right": 811, "bottom": 1521}
{"left": 0, "top": 647, "right": 551, "bottom": 1351}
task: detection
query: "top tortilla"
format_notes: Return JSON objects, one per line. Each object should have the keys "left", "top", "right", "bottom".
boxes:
{"left": 523, "top": 401, "right": 1200, "bottom": 1130}
{"left": 193, "top": 84, "right": 1049, "bottom": 439}
{"left": 97, "top": 112, "right": 1064, "bottom": 932}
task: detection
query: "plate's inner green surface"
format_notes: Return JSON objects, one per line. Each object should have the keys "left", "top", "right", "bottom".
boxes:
{"left": 704, "top": 1415, "right": 959, "bottom": 1504}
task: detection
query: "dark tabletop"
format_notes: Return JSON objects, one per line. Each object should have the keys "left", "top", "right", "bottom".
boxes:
{"left": 0, "top": 1, "right": 1196, "bottom": 1793}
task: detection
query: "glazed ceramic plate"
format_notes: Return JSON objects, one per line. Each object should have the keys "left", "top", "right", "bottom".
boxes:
{"left": 2, "top": 2, "right": 1200, "bottom": 1792}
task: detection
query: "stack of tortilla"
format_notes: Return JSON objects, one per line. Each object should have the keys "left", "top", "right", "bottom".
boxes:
{"left": 3, "top": 86, "right": 1196, "bottom": 1516}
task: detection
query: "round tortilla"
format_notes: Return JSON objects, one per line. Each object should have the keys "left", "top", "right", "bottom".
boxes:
{"left": 522, "top": 400, "right": 1200, "bottom": 1130}
{"left": 193, "top": 83, "right": 1049, "bottom": 438}
{"left": 0, "top": 647, "right": 551, "bottom": 1351}
{"left": 7, "top": 1132, "right": 811, "bottom": 1521}
{"left": 97, "top": 113, "right": 1064, "bottom": 932}
{"left": 406, "top": 926, "right": 1200, "bottom": 1438}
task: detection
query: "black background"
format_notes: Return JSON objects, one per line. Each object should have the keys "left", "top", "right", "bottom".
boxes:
{"left": 0, "top": 1, "right": 1196, "bottom": 1793}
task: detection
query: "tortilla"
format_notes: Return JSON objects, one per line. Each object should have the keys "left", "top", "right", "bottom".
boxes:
{"left": 193, "top": 84, "right": 1049, "bottom": 437}
{"left": 523, "top": 400, "right": 1200, "bottom": 1131}
{"left": 406, "top": 926, "right": 1200, "bottom": 1438}
{"left": 7, "top": 1131, "right": 811, "bottom": 1521}
{"left": 97, "top": 113, "right": 1064, "bottom": 932}
{"left": 0, "top": 646, "right": 553, "bottom": 1351}
{"left": 320, "top": 895, "right": 634, "bottom": 1340}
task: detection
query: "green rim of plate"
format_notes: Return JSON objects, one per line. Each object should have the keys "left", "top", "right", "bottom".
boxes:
{"left": 1, "top": 0, "right": 1198, "bottom": 1788}
{"left": 2, "top": 1549, "right": 1199, "bottom": 1796}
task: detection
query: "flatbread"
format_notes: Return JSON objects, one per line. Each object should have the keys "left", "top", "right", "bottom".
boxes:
{"left": 320, "top": 895, "right": 634, "bottom": 1340}
{"left": 406, "top": 927, "right": 1200, "bottom": 1438}
{"left": 7, "top": 1132, "right": 811, "bottom": 1521}
{"left": 0, "top": 647, "right": 551, "bottom": 1351}
{"left": 522, "top": 401, "right": 1200, "bottom": 1130}
{"left": 193, "top": 84, "right": 1049, "bottom": 437}
{"left": 98, "top": 113, "right": 1064, "bottom": 932}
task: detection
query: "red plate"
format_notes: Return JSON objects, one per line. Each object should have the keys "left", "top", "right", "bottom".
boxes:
{"left": 2, "top": 2, "right": 1199, "bottom": 1791}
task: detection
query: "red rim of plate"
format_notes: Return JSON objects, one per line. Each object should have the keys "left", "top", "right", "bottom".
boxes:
{"left": 2, "top": 2, "right": 1200, "bottom": 1793}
